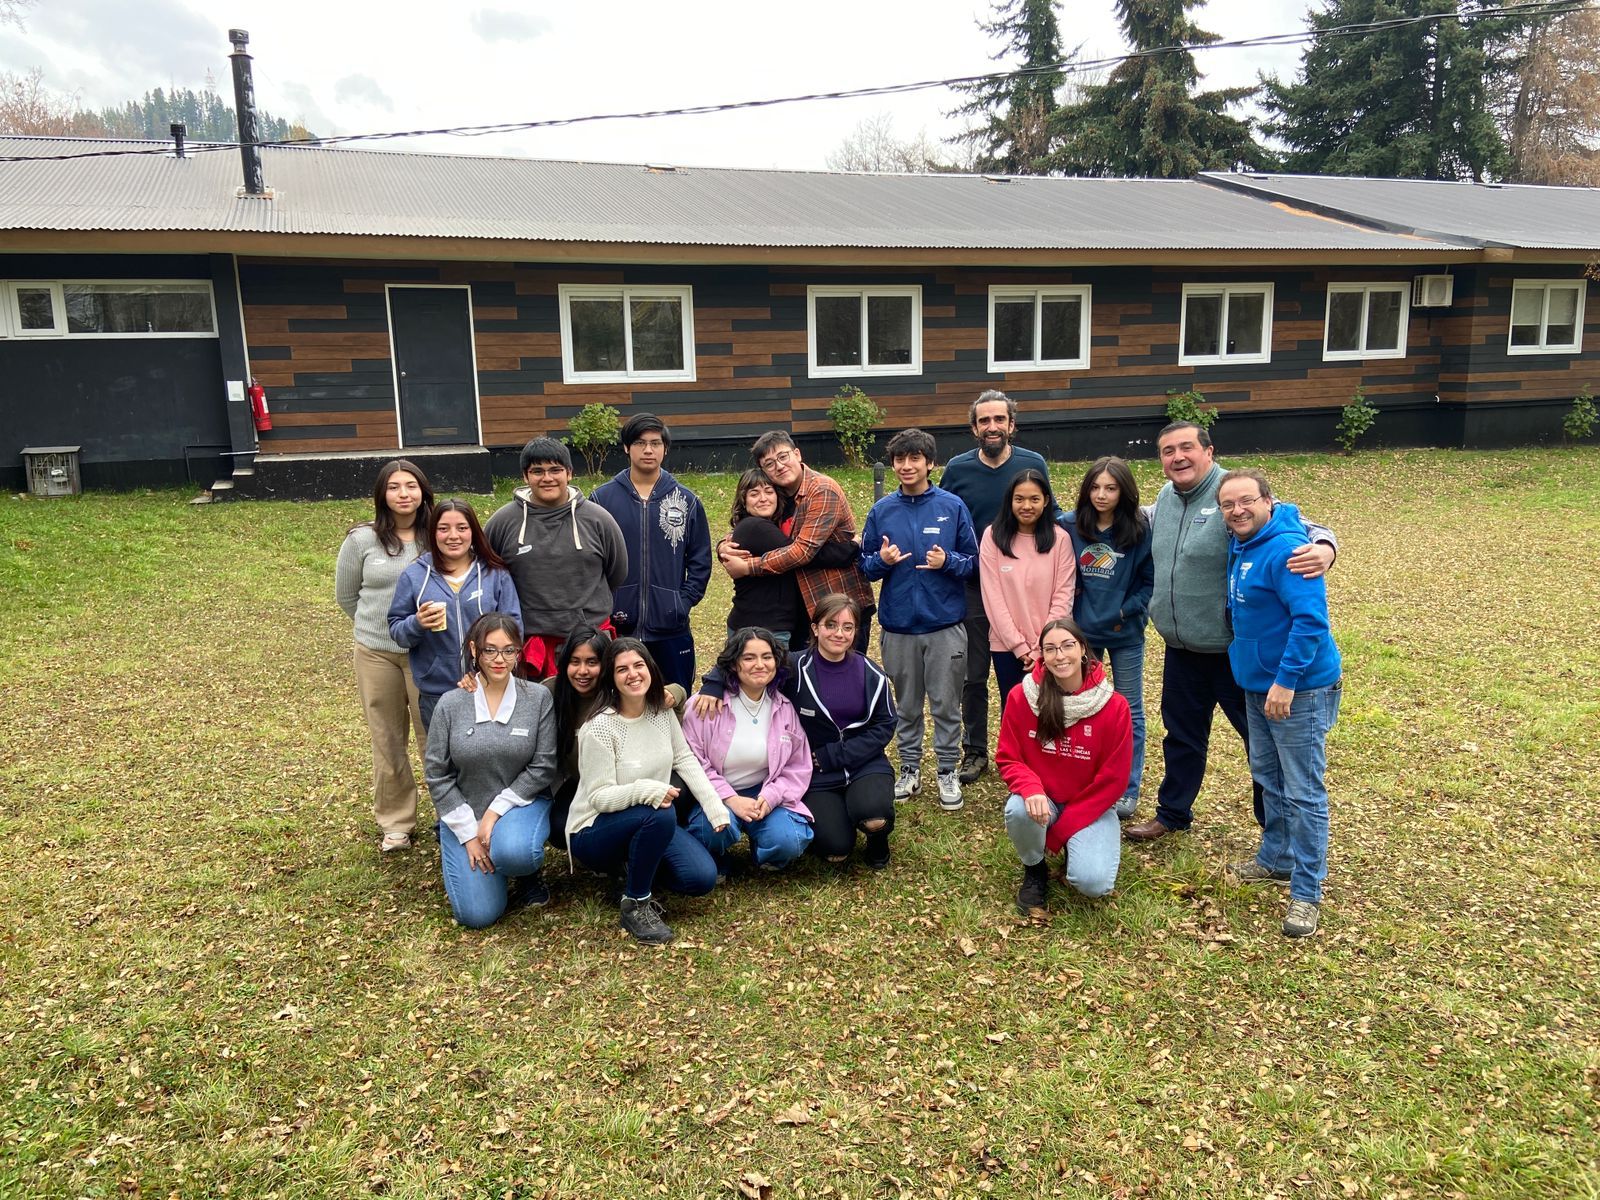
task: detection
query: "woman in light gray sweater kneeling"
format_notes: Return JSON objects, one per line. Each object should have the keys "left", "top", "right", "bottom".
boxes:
{"left": 567, "top": 638, "right": 730, "bottom": 946}
{"left": 425, "top": 613, "right": 558, "bottom": 929}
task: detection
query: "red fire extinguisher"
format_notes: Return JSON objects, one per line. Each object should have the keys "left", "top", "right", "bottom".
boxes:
{"left": 248, "top": 377, "right": 272, "bottom": 433}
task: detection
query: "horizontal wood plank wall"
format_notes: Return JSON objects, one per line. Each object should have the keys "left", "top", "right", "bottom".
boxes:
{"left": 237, "top": 257, "right": 1594, "bottom": 457}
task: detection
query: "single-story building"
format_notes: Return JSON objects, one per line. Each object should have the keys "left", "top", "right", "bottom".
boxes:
{"left": 1, "top": 134, "right": 1595, "bottom": 495}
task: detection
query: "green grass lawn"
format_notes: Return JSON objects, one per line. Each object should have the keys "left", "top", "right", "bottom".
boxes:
{"left": 1, "top": 448, "right": 1597, "bottom": 1199}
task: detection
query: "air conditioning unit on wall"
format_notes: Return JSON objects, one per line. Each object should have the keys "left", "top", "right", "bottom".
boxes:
{"left": 1413, "top": 275, "right": 1455, "bottom": 307}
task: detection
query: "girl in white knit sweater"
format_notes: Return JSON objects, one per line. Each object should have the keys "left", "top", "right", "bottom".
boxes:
{"left": 567, "top": 639, "right": 730, "bottom": 945}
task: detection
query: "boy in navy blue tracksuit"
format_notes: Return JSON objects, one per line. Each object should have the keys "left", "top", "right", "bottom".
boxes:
{"left": 589, "top": 414, "right": 711, "bottom": 691}
{"left": 860, "top": 428, "right": 978, "bottom": 812}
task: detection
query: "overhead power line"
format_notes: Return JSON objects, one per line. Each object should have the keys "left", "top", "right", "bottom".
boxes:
{"left": 1, "top": 0, "right": 1591, "bottom": 165}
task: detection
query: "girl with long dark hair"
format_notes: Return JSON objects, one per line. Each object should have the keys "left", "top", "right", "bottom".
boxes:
{"left": 335, "top": 458, "right": 435, "bottom": 853}
{"left": 979, "top": 469, "right": 1076, "bottom": 713}
{"left": 389, "top": 498, "right": 521, "bottom": 730}
{"left": 1059, "top": 456, "right": 1153, "bottom": 818}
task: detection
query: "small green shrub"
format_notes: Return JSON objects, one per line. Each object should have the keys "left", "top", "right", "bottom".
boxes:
{"left": 1166, "top": 388, "right": 1219, "bottom": 430}
{"left": 828, "top": 385, "right": 886, "bottom": 468}
{"left": 1564, "top": 387, "right": 1597, "bottom": 442}
{"left": 1336, "top": 388, "right": 1379, "bottom": 454}
{"left": 566, "top": 403, "right": 621, "bottom": 477}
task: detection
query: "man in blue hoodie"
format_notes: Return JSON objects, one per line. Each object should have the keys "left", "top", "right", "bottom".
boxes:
{"left": 590, "top": 413, "right": 711, "bottom": 691}
{"left": 1218, "top": 468, "right": 1342, "bottom": 939}
{"left": 861, "top": 428, "right": 978, "bottom": 812}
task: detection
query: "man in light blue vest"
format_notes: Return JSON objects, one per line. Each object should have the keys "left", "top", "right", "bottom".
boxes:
{"left": 1124, "top": 421, "right": 1337, "bottom": 843}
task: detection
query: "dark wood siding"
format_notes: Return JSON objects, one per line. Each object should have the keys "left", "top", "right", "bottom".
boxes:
{"left": 238, "top": 257, "right": 1593, "bottom": 457}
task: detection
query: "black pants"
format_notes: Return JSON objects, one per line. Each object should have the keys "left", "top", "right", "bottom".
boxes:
{"left": 806, "top": 773, "right": 895, "bottom": 860}
{"left": 960, "top": 581, "right": 990, "bottom": 757}
{"left": 852, "top": 605, "right": 877, "bottom": 656}
{"left": 1154, "top": 646, "right": 1265, "bottom": 832}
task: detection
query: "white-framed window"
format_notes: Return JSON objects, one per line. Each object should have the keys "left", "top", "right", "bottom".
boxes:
{"left": 1, "top": 280, "right": 217, "bottom": 338}
{"left": 807, "top": 285, "right": 921, "bottom": 378}
{"left": 1179, "top": 283, "right": 1274, "bottom": 365}
{"left": 988, "top": 286, "right": 1091, "bottom": 372}
{"left": 1508, "top": 280, "right": 1585, "bottom": 355}
{"left": 1323, "top": 283, "right": 1409, "bottom": 360}
{"left": 557, "top": 284, "right": 696, "bottom": 383}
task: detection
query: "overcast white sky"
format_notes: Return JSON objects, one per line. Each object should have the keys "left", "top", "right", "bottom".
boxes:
{"left": 1, "top": 0, "right": 1311, "bottom": 168}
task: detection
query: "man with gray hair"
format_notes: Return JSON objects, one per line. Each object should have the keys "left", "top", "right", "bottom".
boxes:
{"left": 938, "top": 390, "right": 1055, "bottom": 784}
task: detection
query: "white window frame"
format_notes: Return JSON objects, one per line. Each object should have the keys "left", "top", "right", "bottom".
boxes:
{"left": 557, "top": 283, "right": 696, "bottom": 383}
{"left": 1178, "top": 282, "right": 1274, "bottom": 366}
{"left": 987, "top": 285, "right": 1092, "bottom": 372}
{"left": 1322, "top": 282, "right": 1410, "bottom": 361}
{"left": 1, "top": 279, "right": 218, "bottom": 339}
{"left": 806, "top": 285, "right": 922, "bottom": 379}
{"left": 1507, "top": 280, "right": 1586, "bottom": 356}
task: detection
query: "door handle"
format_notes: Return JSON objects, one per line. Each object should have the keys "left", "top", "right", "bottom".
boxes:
{"left": 399, "top": 370, "right": 408, "bottom": 378}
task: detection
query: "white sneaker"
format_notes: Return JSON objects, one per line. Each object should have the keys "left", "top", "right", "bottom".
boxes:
{"left": 893, "top": 767, "right": 921, "bottom": 802}
{"left": 936, "top": 770, "right": 963, "bottom": 812}
{"left": 380, "top": 831, "right": 412, "bottom": 853}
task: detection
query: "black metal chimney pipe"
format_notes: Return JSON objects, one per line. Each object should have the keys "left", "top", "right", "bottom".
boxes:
{"left": 170, "top": 122, "right": 186, "bottom": 159}
{"left": 227, "top": 28, "right": 266, "bottom": 195}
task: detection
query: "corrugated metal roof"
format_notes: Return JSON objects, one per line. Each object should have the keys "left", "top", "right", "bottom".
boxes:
{"left": 1202, "top": 172, "right": 1600, "bottom": 251}
{"left": 0, "top": 137, "right": 1468, "bottom": 253}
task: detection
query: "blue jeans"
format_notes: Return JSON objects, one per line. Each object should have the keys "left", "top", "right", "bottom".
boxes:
{"left": 1245, "top": 683, "right": 1341, "bottom": 904}
{"left": 687, "top": 786, "right": 813, "bottom": 871}
{"left": 571, "top": 805, "right": 718, "bottom": 899}
{"left": 437, "top": 799, "right": 551, "bottom": 929}
{"left": 419, "top": 691, "right": 444, "bottom": 733}
{"left": 1098, "top": 643, "right": 1146, "bottom": 817}
{"left": 1003, "top": 796, "right": 1121, "bottom": 897}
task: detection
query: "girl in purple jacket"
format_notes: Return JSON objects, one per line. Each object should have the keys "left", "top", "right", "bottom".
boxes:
{"left": 680, "top": 627, "right": 815, "bottom": 874}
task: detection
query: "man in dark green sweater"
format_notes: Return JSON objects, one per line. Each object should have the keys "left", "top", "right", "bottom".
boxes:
{"left": 1124, "top": 422, "right": 1336, "bottom": 843}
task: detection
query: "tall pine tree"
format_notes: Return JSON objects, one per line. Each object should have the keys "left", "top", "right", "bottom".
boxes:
{"left": 946, "top": 0, "right": 1067, "bottom": 174}
{"left": 1260, "top": 0, "right": 1523, "bottom": 180}
{"left": 1044, "top": 0, "right": 1267, "bottom": 177}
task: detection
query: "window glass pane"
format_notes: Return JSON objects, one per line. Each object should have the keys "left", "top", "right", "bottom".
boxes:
{"left": 1510, "top": 287, "right": 1543, "bottom": 345}
{"left": 814, "top": 295, "right": 861, "bottom": 367}
{"left": 1226, "top": 292, "right": 1265, "bottom": 356}
{"left": 1545, "top": 285, "right": 1579, "bottom": 346}
{"left": 1183, "top": 294, "right": 1221, "bottom": 357}
{"left": 1039, "top": 297, "right": 1082, "bottom": 361}
{"left": 61, "top": 283, "right": 213, "bottom": 334}
{"left": 1326, "top": 292, "right": 1363, "bottom": 352}
{"left": 570, "top": 298, "right": 625, "bottom": 373}
{"left": 1364, "top": 289, "right": 1402, "bottom": 351}
{"left": 992, "top": 299, "right": 1034, "bottom": 362}
{"left": 629, "top": 297, "right": 684, "bottom": 372}
{"left": 865, "top": 295, "right": 913, "bottom": 366}
{"left": 15, "top": 287, "right": 56, "bottom": 330}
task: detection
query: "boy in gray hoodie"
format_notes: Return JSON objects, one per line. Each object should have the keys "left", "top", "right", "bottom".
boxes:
{"left": 484, "top": 438, "right": 629, "bottom": 678}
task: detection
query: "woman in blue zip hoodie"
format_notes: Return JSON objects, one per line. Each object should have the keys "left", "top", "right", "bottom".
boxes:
{"left": 1058, "top": 457, "right": 1155, "bottom": 818}
{"left": 389, "top": 499, "right": 523, "bottom": 730}
{"left": 1218, "top": 469, "right": 1342, "bottom": 939}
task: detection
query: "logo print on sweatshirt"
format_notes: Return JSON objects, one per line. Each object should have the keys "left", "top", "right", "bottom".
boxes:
{"left": 1078, "top": 542, "right": 1125, "bottom": 581}
{"left": 658, "top": 489, "right": 690, "bottom": 548}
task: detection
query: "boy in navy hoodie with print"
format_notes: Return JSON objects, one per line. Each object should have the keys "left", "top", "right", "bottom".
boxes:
{"left": 860, "top": 428, "right": 978, "bottom": 812}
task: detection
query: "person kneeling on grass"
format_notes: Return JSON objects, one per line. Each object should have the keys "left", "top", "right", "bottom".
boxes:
{"left": 1218, "top": 469, "right": 1343, "bottom": 939}
{"left": 680, "top": 627, "right": 814, "bottom": 875}
{"left": 424, "top": 612, "right": 558, "bottom": 929}
{"left": 566, "top": 638, "right": 730, "bottom": 945}
{"left": 996, "top": 618, "right": 1133, "bottom": 917}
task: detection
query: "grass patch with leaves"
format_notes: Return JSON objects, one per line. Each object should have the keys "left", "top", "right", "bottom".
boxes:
{"left": 1, "top": 449, "right": 1598, "bottom": 1198}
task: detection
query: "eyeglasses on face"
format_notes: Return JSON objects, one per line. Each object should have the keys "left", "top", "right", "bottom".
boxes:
{"left": 1218, "top": 496, "right": 1265, "bottom": 513}
{"left": 478, "top": 645, "right": 521, "bottom": 661}
{"left": 525, "top": 465, "right": 567, "bottom": 479}
{"left": 1040, "top": 639, "right": 1079, "bottom": 656}
{"left": 759, "top": 450, "right": 797, "bottom": 471}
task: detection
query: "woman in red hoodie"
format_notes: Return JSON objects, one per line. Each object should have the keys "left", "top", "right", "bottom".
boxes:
{"left": 996, "top": 617, "right": 1133, "bottom": 917}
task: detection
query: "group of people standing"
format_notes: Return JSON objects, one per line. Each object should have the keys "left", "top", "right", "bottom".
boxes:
{"left": 335, "top": 392, "right": 1343, "bottom": 944}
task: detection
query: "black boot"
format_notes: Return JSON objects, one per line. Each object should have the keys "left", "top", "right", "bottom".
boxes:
{"left": 1016, "top": 861, "right": 1049, "bottom": 917}
{"left": 863, "top": 829, "right": 891, "bottom": 870}
{"left": 620, "top": 895, "right": 674, "bottom": 945}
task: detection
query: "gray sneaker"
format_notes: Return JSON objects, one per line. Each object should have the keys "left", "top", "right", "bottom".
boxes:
{"left": 936, "top": 770, "right": 964, "bottom": 812}
{"left": 893, "top": 767, "right": 921, "bottom": 802}
{"left": 1229, "top": 859, "right": 1291, "bottom": 886}
{"left": 620, "top": 895, "right": 674, "bottom": 945}
{"left": 1282, "top": 898, "right": 1320, "bottom": 938}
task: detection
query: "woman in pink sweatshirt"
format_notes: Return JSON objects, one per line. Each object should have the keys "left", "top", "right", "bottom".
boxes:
{"left": 680, "top": 627, "right": 814, "bottom": 874}
{"left": 979, "top": 469, "right": 1077, "bottom": 714}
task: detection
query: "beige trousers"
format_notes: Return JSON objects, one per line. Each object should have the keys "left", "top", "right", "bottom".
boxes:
{"left": 352, "top": 642, "right": 425, "bottom": 834}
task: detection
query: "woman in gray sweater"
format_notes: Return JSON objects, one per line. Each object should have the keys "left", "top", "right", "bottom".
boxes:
{"left": 425, "top": 613, "right": 558, "bottom": 928}
{"left": 335, "top": 459, "right": 434, "bottom": 854}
